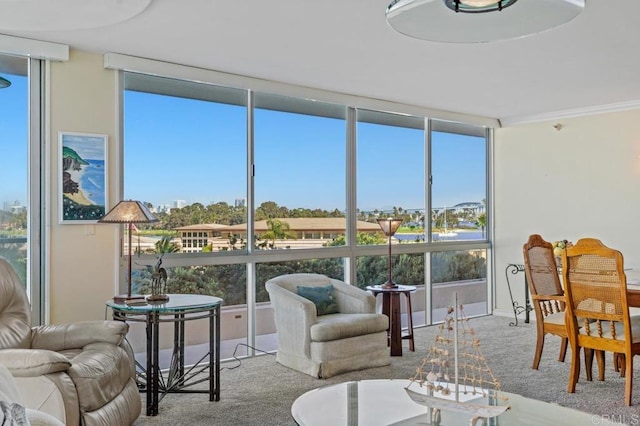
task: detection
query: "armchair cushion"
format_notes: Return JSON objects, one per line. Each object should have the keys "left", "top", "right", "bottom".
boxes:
{"left": 310, "top": 313, "right": 388, "bottom": 341}
{"left": 297, "top": 285, "right": 339, "bottom": 316}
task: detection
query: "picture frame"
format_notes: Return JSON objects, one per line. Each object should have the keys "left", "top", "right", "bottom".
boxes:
{"left": 59, "top": 131, "right": 108, "bottom": 224}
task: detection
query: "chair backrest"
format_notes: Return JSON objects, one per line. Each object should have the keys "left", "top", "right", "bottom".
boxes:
{"left": 0, "top": 257, "right": 32, "bottom": 349}
{"left": 523, "top": 234, "right": 564, "bottom": 298}
{"left": 266, "top": 273, "right": 333, "bottom": 294}
{"left": 562, "top": 238, "right": 630, "bottom": 343}
{"left": 523, "top": 234, "right": 566, "bottom": 322}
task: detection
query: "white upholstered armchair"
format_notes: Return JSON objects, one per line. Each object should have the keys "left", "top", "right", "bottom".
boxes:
{"left": 0, "top": 258, "right": 141, "bottom": 425}
{"left": 265, "top": 273, "right": 390, "bottom": 378}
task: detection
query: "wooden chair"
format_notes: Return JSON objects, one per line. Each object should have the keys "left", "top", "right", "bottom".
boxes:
{"left": 522, "top": 234, "right": 568, "bottom": 370}
{"left": 562, "top": 238, "right": 640, "bottom": 406}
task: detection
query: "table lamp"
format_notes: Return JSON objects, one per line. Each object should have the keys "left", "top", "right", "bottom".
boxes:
{"left": 99, "top": 200, "right": 158, "bottom": 303}
{"left": 377, "top": 218, "right": 403, "bottom": 288}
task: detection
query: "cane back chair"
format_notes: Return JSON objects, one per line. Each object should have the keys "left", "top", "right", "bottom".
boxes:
{"left": 562, "top": 238, "right": 640, "bottom": 405}
{"left": 522, "top": 234, "right": 569, "bottom": 369}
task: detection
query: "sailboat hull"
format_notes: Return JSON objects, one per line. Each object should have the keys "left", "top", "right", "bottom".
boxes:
{"left": 405, "top": 387, "right": 509, "bottom": 419}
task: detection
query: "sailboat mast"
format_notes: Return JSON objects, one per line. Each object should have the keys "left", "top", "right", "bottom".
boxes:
{"left": 454, "top": 292, "right": 459, "bottom": 402}
{"left": 444, "top": 207, "right": 447, "bottom": 232}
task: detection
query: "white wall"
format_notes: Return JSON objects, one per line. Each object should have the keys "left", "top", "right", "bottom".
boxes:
{"left": 48, "top": 50, "right": 119, "bottom": 323}
{"left": 493, "top": 109, "right": 640, "bottom": 316}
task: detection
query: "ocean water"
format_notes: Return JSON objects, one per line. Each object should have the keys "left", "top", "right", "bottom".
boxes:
{"left": 79, "top": 159, "right": 105, "bottom": 206}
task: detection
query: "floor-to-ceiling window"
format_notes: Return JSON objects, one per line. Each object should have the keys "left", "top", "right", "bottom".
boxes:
{"left": 0, "top": 53, "right": 44, "bottom": 324}
{"left": 429, "top": 121, "right": 489, "bottom": 321}
{"left": 123, "top": 71, "right": 491, "bottom": 362}
{"left": 0, "top": 57, "right": 28, "bottom": 283}
{"left": 123, "top": 74, "right": 249, "bottom": 357}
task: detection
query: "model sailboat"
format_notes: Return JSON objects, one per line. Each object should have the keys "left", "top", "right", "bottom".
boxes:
{"left": 405, "top": 298, "right": 509, "bottom": 424}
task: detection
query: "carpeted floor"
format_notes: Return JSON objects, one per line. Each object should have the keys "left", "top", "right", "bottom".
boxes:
{"left": 133, "top": 315, "right": 640, "bottom": 425}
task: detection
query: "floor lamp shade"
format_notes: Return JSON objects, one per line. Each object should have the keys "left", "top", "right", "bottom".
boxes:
{"left": 99, "top": 200, "right": 158, "bottom": 303}
{"left": 377, "top": 218, "right": 403, "bottom": 288}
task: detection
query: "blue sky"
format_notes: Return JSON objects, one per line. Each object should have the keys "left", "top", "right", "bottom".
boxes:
{"left": 0, "top": 73, "right": 27, "bottom": 207}
{"left": 2, "top": 72, "right": 486, "bottom": 212}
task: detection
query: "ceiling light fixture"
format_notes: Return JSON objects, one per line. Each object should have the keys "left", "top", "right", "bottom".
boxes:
{"left": 444, "top": 0, "right": 518, "bottom": 13}
{"left": 0, "top": 0, "right": 152, "bottom": 31}
{"left": 386, "top": 0, "right": 585, "bottom": 43}
{"left": 0, "top": 76, "right": 10, "bottom": 89}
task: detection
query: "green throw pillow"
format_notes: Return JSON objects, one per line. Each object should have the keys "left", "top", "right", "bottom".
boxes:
{"left": 297, "top": 285, "right": 339, "bottom": 316}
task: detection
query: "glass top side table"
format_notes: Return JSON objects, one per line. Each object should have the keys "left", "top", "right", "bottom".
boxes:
{"left": 106, "top": 294, "right": 223, "bottom": 416}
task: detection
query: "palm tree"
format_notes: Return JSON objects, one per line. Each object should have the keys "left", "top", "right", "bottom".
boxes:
{"left": 155, "top": 235, "right": 180, "bottom": 253}
{"left": 475, "top": 213, "right": 487, "bottom": 238}
{"left": 260, "top": 218, "right": 297, "bottom": 248}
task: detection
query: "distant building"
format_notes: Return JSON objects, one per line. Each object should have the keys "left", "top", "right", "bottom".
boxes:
{"left": 154, "top": 204, "right": 172, "bottom": 214}
{"left": 224, "top": 218, "right": 380, "bottom": 240}
{"left": 174, "top": 200, "right": 187, "bottom": 209}
{"left": 175, "top": 223, "right": 229, "bottom": 253}
{"left": 234, "top": 198, "right": 246, "bottom": 208}
{"left": 174, "top": 218, "right": 382, "bottom": 252}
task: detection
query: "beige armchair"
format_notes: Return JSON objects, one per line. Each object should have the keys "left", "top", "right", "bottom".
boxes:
{"left": 0, "top": 257, "right": 141, "bottom": 425}
{"left": 266, "top": 273, "right": 390, "bottom": 378}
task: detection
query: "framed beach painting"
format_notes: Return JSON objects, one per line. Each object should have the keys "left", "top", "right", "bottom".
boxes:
{"left": 58, "top": 132, "right": 108, "bottom": 224}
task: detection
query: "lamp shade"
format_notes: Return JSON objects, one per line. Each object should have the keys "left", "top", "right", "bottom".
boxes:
{"left": 99, "top": 200, "right": 157, "bottom": 303}
{"left": 377, "top": 218, "right": 403, "bottom": 236}
{"left": 98, "top": 200, "right": 158, "bottom": 224}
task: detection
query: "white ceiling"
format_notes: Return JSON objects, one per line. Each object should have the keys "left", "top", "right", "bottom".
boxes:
{"left": 1, "top": 0, "right": 638, "bottom": 125}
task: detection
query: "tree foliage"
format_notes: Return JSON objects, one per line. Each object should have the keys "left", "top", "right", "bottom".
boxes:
{"left": 128, "top": 199, "right": 487, "bottom": 306}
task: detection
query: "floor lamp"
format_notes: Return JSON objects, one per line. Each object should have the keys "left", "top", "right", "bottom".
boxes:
{"left": 377, "top": 218, "right": 403, "bottom": 289}
{"left": 99, "top": 200, "right": 158, "bottom": 303}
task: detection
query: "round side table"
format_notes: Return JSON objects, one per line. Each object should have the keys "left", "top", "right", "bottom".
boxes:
{"left": 366, "top": 284, "right": 416, "bottom": 356}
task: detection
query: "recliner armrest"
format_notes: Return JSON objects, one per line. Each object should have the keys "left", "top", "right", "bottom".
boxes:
{"left": 0, "top": 349, "right": 70, "bottom": 377}
{"left": 30, "top": 321, "right": 128, "bottom": 351}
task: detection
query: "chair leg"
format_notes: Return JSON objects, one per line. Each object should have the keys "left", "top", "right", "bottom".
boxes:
{"left": 616, "top": 353, "right": 626, "bottom": 378}
{"left": 559, "top": 337, "right": 568, "bottom": 362}
{"left": 532, "top": 332, "right": 544, "bottom": 370}
{"left": 568, "top": 345, "right": 580, "bottom": 393}
{"left": 596, "top": 350, "right": 605, "bottom": 381}
{"left": 584, "top": 348, "right": 593, "bottom": 382}
{"left": 624, "top": 354, "right": 633, "bottom": 406}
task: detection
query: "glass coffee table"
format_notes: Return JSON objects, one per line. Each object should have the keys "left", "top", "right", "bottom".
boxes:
{"left": 291, "top": 379, "right": 594, "bottom": 425}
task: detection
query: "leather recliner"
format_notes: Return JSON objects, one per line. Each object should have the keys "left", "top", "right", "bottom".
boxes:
{"left": 0, "top": 257, "right": 141, "bottom": 425}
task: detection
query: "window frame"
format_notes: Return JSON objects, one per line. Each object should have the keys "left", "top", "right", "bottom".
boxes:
{"left": 121, "top": 70, "right": 493, "bottom": 356}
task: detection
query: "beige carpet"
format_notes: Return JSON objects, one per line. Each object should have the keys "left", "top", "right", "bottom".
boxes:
{"left": 133, "top": 315, "right": 639, "bottom": 425}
